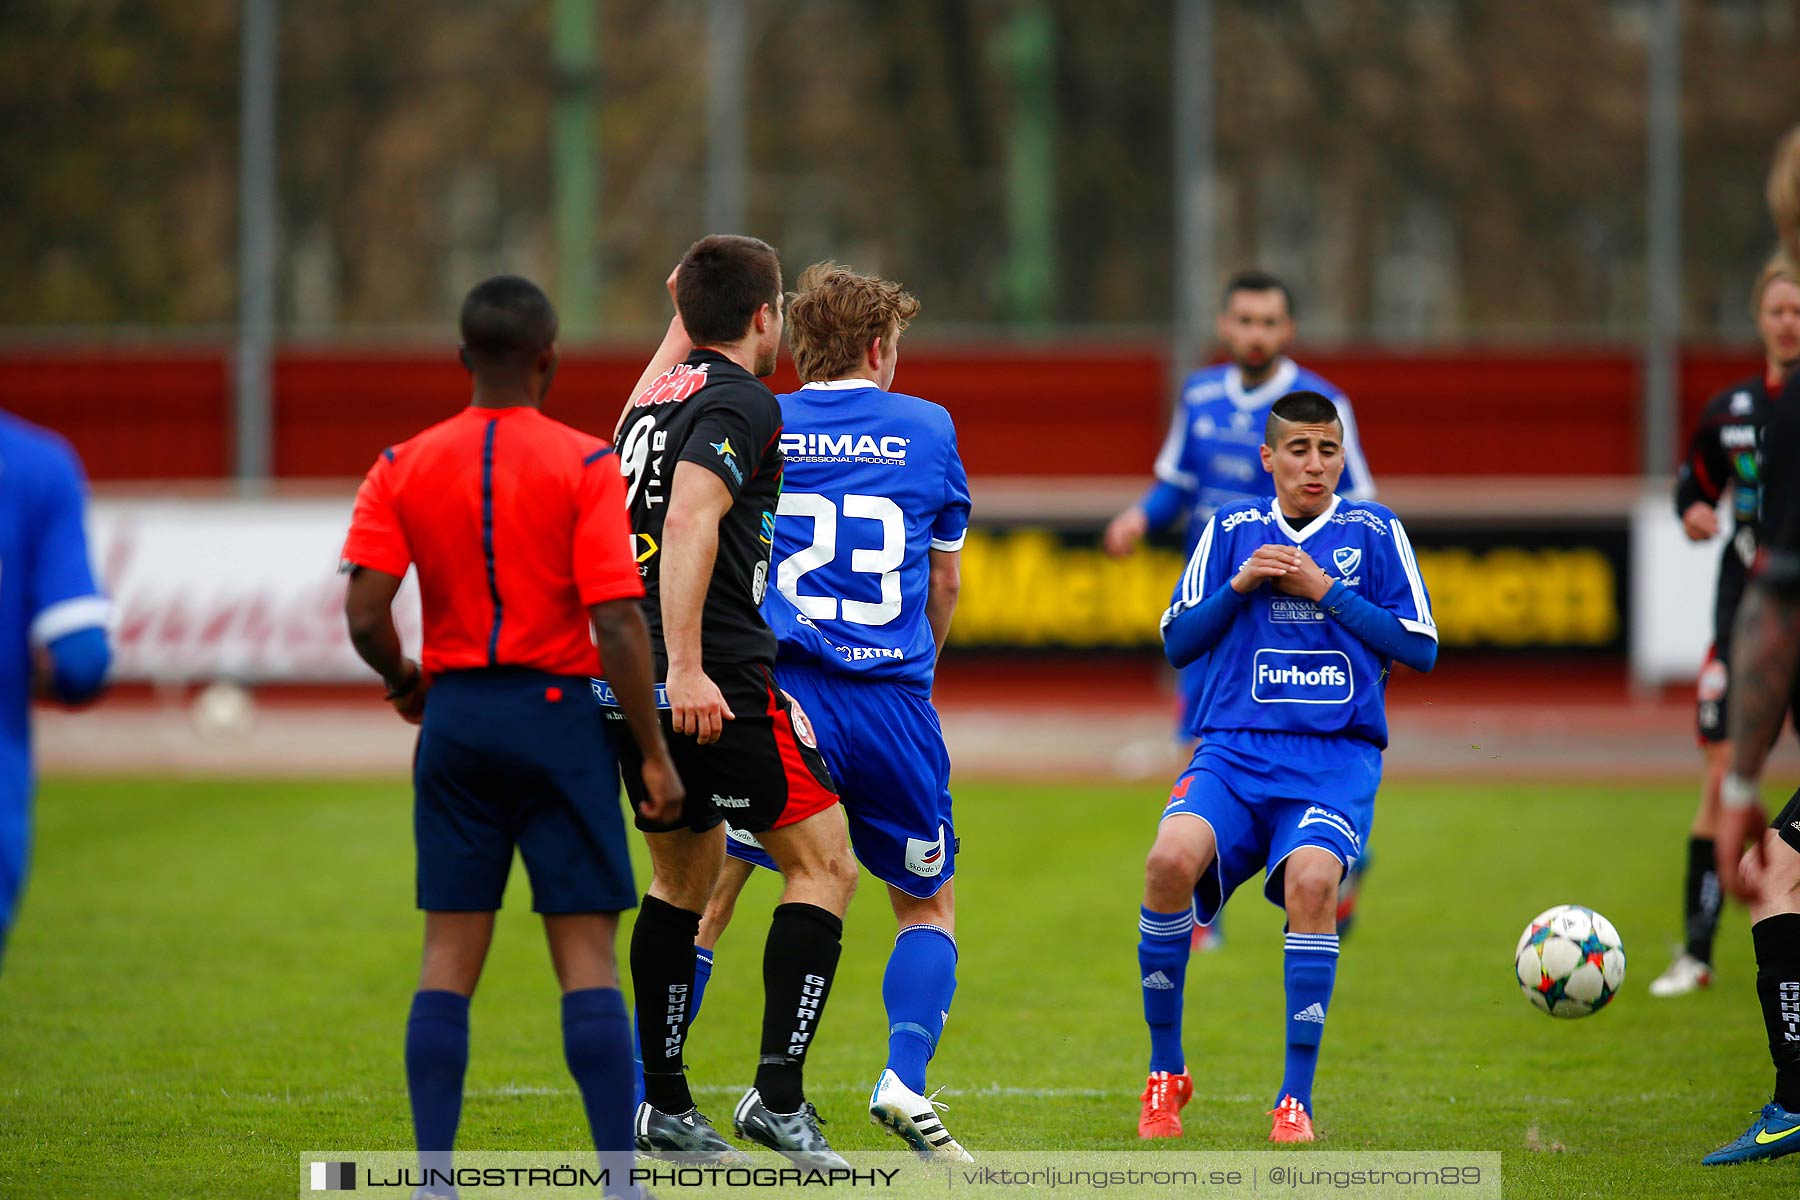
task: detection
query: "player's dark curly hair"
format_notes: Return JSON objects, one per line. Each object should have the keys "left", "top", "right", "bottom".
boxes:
{"left": 1265, "top": 391, "right": 1341, "bottom": 444}
{"left": 459, "top": 275, "right": 558, "bottom": 369}
{"left": 676, "top": 235, "right": 783, "bottom": 346}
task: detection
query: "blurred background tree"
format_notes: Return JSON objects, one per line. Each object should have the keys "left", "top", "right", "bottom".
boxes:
{"left": 1, "top": 0, "right": 1796, "bottom": 339}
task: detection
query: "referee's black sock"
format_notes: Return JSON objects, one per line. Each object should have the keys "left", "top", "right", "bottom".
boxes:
{"left": 632, "top": 894, "right": 701, "bottom": 1114}
{"left": 1684, "top": 836, "right": 1721, "bottom": 964}
{"left": 754, "top": 903, "right": 843, "bottom": 1114}
{"left": 1751, "top": 913, "right": 1800, "bottom": 1111}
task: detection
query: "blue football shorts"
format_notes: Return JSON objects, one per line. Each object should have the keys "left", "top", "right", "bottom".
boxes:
{"left": 1159, "top": 730, "right": 1381, "bottom": 926}
{"left": 725, "top": 661, "right": 956, "bottom": 899}
{"left": 413, "top": 668, "right": 636, "bottom": 915}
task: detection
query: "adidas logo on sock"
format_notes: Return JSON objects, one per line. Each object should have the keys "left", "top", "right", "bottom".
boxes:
{"left": 1142, "top": 971, "right": 1175, "bottom": 991}
{"left": 1292, "top": 1002, "right": 1327, "bottom": 1024}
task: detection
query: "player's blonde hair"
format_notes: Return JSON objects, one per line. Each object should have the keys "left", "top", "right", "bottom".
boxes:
{"left": 785, "top": 262, "right": 921, "bottom": 384}
{"left": 1752, "top": 250, "right": 1800, "bottom": 317}
{"left": 1771, "top": 124, "right": 1800, "bottom": 264}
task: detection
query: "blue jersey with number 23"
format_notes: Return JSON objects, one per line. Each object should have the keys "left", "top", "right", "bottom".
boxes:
{"left": 760, "top": 381, "right": 971, "bottom": 693}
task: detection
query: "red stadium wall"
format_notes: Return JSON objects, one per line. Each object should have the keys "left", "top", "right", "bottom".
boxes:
{"left": 0, "top": 344, "right": 1763, "bottom": 481}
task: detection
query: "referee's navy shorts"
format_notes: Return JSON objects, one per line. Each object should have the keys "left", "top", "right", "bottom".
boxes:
{"left": 414, "top": 668, "right": 636, "bottom": 914}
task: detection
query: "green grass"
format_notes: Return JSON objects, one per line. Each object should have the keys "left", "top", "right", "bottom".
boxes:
{"left": 1, "top": 776, "right": 1796, "bottom": 1197}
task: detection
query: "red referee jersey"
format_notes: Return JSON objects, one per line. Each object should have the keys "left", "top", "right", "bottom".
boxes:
{"left": 341, "top": 405, "right": 643, "bottom": 677}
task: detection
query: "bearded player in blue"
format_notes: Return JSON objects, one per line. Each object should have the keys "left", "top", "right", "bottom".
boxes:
{"left": 0, "top": 411, "right": 112, "bottom": 966}
{"left": 688, "top": 263, "right": 974, "bottom": 1160}
{"left": 1133, "top": 392, "right": 1434, "bottom": 1144}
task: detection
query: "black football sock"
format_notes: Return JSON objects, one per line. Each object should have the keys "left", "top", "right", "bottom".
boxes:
{"left": 754, "top": 902, "right": 844, "bottom": 1114}
{"left": 632, "top": 894, "right": 701, "bottom": 1114}
{"left": 1751, "top": 913, "right": 1800, "bottom": 1111}
{"left": 1684, "top": 836, "right": 1722, "bottom": 964}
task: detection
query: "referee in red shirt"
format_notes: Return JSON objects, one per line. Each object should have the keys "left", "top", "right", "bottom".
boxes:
{"left": 341, "top": 276, "right": 679, "bottom": 1199}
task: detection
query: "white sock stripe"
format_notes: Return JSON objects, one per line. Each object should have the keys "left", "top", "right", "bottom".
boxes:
{"left": 1140, "top": 912, "right": 1196, "bottom": 930}
{"left": 1284, "top": 940, "right": 1340, "bottom": 955}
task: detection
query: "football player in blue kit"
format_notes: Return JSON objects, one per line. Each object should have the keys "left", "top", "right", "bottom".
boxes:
{"left": 1132, "top": 392, "right": 1435, "bottom": 1144}
{"left": 1106, "top": 272, "right": 1378, "bottom": 949}
{"left": 0, "top": 411, "right": 112, "bottom": 967}
{"left": 693, "top": 263, "right": 975, "bottom": 1159}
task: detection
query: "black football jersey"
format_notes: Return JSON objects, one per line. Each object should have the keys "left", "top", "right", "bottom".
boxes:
{"left": 617, "top": 349, "right": 784, "bottom": 671}
{"left": 1675, "top": 375, "right": 1778, "bottom": 573}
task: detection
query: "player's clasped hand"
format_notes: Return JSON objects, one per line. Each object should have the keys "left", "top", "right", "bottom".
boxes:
{"left": 1232, "top": 544, "right": 1335, "bottom": 601}
{"left": 666, "top": 664, "right": 735, "bottom": 745}
{"left": 1273, "top": 547, "right": 1334, "bottom": 603}
{"left": 1231, "top": 544, "right": 1300, "bottom": 593}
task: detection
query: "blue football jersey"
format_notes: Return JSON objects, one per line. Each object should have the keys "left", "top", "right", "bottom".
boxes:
{"left": 760, "top": 381, "right": 971, "bottom": 691}
{"left": 0, "top": 412, "right": 110, "bottom": 765}
{"left": 1162, "top": 494, "right": 1434, "bottom": 747}
{"left": 1152, "top": 358, "right": 1376, "bottom": 556}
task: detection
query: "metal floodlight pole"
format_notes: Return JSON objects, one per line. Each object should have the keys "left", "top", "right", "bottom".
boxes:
{"left": 1000, "top": 1, "right": 1055, "bottom": 324}
{"left": 235, "top": 0, "right": 278, "bottom": 483}
{"left": 551, "top": 0, "right": 600, "bottom": 336}
{"left": 1643, "top": 0, "right": 1682, "bottom": 479}
{"left": 1171, "top": 0, "right": 1215, "bottom": 400}
{"left": 705, "top": 0, "right": 747, "bottom": 233}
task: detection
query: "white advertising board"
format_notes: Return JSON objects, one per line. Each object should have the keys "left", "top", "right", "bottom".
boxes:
{"left": 89, "top": 497, "right": 422, "bottom": 682}
{"left": 1629, "top": 490, "right": 1725, "bottom": 686}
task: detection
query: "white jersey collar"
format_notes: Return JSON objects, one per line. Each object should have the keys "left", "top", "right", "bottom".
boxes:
{"left": 799, "top": 377, "right": 882, "bottom": 391}
{"left": 1272, "top": 493, "right": 1341, "bottom": 543}
{"left": 1226, "top": 358, "right": 1298, "bottom": 411}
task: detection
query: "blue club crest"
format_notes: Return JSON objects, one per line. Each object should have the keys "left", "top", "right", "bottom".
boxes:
{"left": 1332, "top": 546, "right": 1363, "bottom": 578}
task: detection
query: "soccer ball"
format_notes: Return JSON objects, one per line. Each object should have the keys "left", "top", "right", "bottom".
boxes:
{"left": 1514, "top": 904, "right": 1625, "bottom": 1018}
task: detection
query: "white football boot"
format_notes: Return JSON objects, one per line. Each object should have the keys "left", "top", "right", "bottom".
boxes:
{"left": 1648, "top": 952, "right": 1713, "bottom": 997}
{"left": 869, "top": 1069, "right": 972, "bottom": 1161}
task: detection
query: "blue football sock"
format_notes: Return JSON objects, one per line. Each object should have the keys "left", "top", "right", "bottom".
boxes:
{"left": 562, "top": 988, "right": 636, "bottom": 1199}
{"left": 630, "top": 1009, "right": 644, "bottom": 1112}
{"left": 1138, "top": 905, "right": 1194, "bottom": 1075}
{"left": 1280, "top": 932, "right": 1339, "bottom": 1114}
{"left": 405, "top": 989, "right": 470, "bottom": 1184}
{"left": 882, "top": 924, "right": 959, "bottom": 1093}
{"left": 691, "top": 946, "right": 715, "bottom": 1026}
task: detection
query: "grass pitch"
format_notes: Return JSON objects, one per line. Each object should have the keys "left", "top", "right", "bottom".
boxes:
{"left": 2, "top": 774, "right": 1796, "bottom": 1198}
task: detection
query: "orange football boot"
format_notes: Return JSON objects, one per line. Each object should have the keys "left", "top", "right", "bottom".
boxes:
{"left": 1137, "top": 1070, "right": 1193, "bottom": 1138}
{"left": 1268, "top": 1094, "right": 1314, "bottom": 1143}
